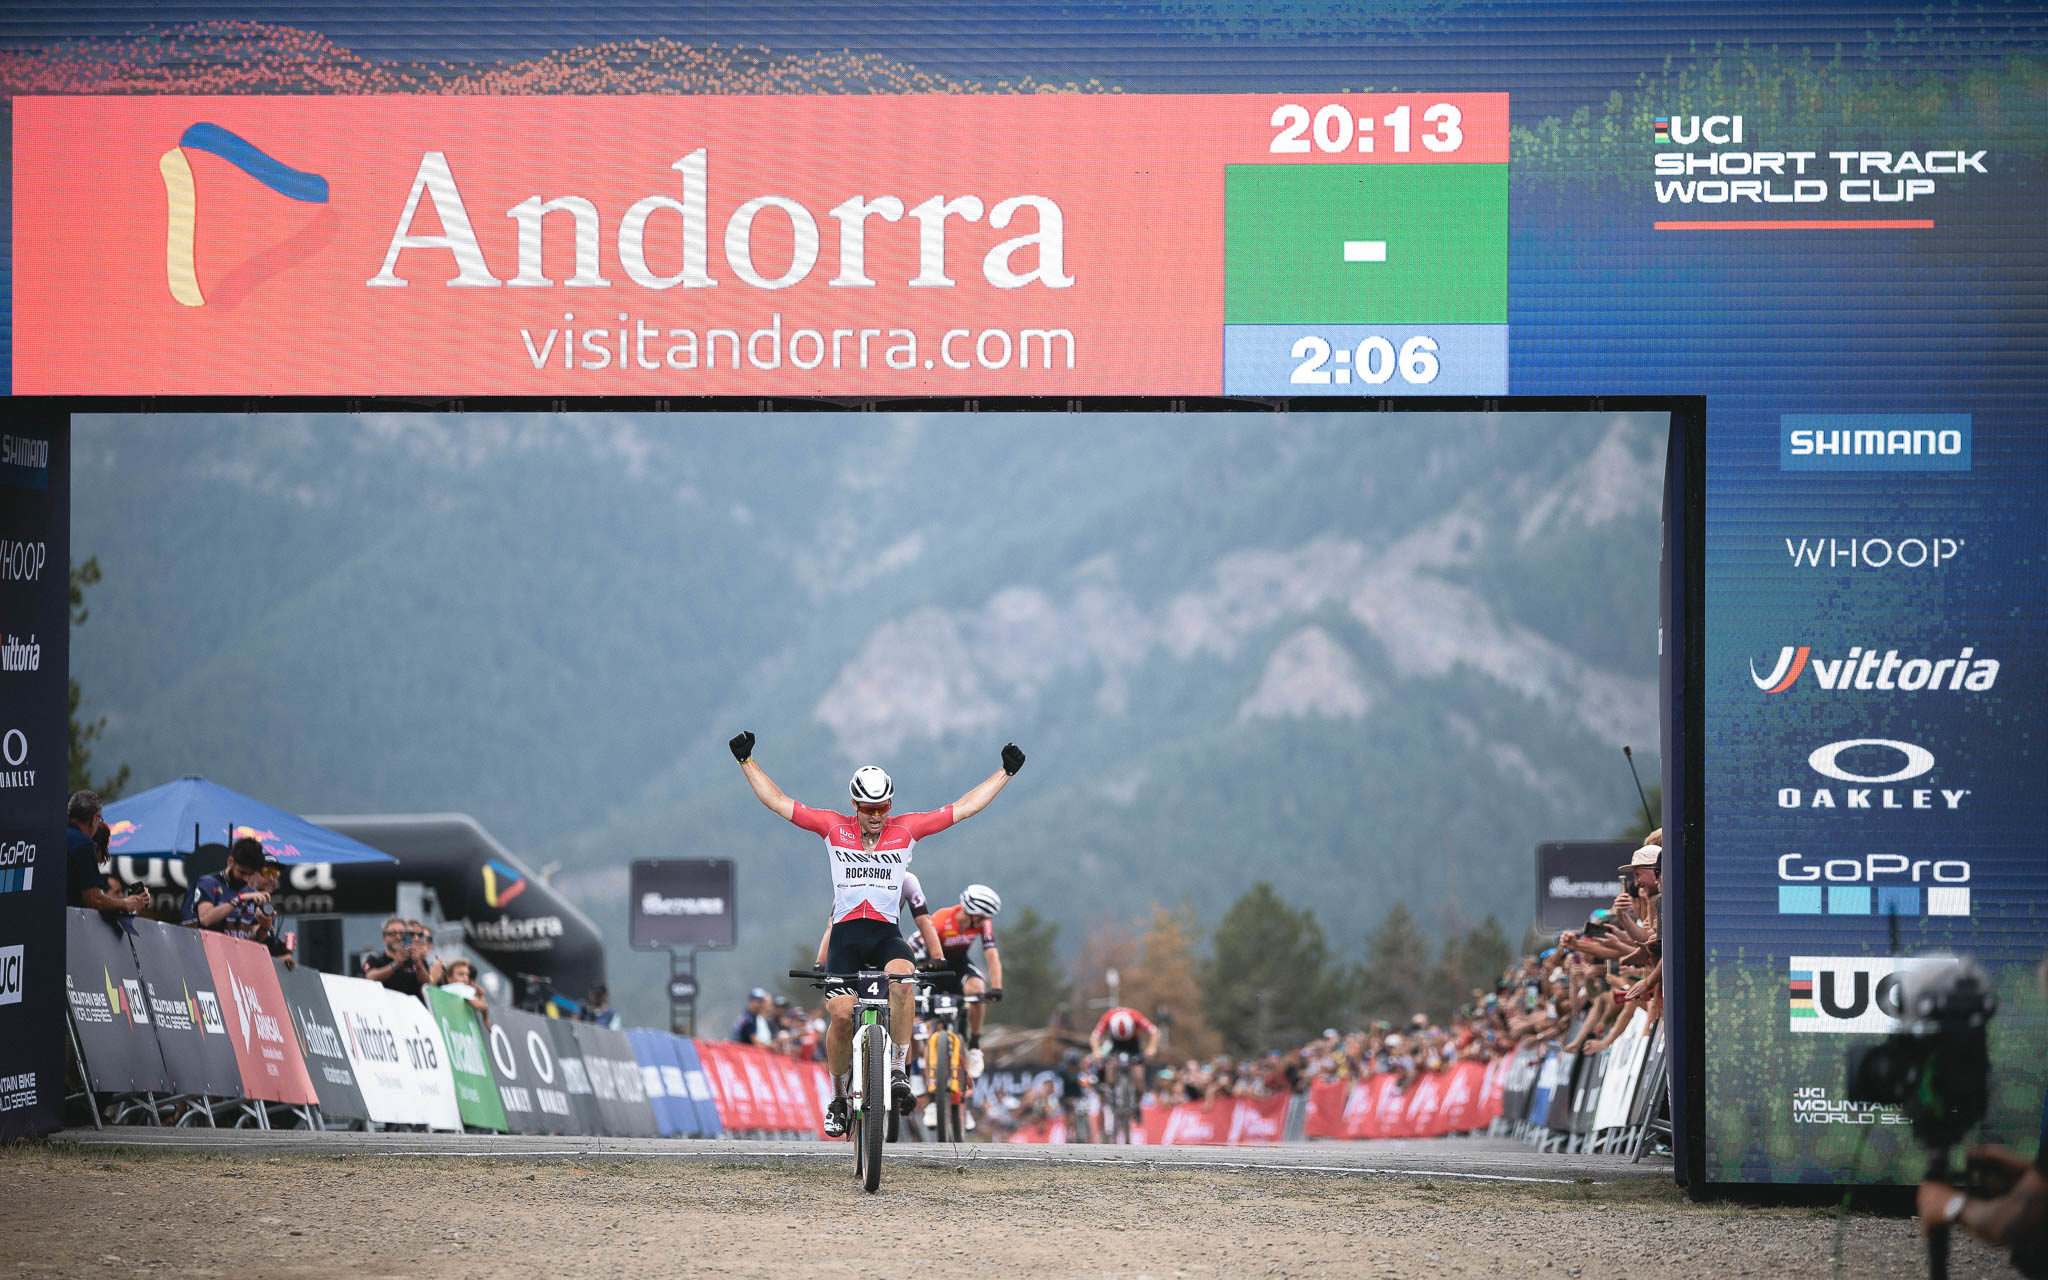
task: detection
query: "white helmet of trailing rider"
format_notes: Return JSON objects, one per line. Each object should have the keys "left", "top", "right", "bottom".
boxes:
{"left": 849, "top": 765, "right": 894, "bottom": 806}
{"left": 1108, "top": 1010, "right": 1136, "bottom": 1041}
{"left": 959, "top": 884, "right": 1001, "bottom": 917}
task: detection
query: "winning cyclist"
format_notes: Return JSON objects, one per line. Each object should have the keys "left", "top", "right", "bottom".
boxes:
{"left": 1091, "top": 1005, "right": 1160, "bottom": 1125}
{"left": 732, "top": 730, "right": 1024, "bottom": 1139}
{"left": 818, "top": 871, "right": 944, "bottom": 977}
{"left": 913, "top": 884, "right": 1005, "bottom": 1079}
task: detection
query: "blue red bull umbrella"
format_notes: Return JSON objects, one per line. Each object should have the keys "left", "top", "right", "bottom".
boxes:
{"left": 103, "top": 776, "right": 397, "bottom": 865}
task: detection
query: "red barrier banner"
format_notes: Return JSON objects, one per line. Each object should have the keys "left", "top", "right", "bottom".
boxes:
{"left": 1437, "top": 1061, "right": 1484, "bottom": 1133}
{"left": 197, "top": 932, "right": 318, "bottom": 1105}
{"left": 1227, "top": 1093, "right": 1289, "bottom": 1145}
{"left": 1160, "top": 1100, "right": 1234, "bottom": 1145}
{"left": 1304, "top": 1079, "right": 1351, "bottom": 1139}
{"left": 1004, "top": 1114, "right": 1071, "bottom": 1144}
{"left": 1478, "top": 1054, "right": 1509, "bottom": 1124}
{"left": 1343, "top": 1074, "right": 1389, "bottom": 1139}
{"left": 694, "top": 1041, "right": 760, "bottom": 1132}
{"left": 13, "top": 94, "right": 1509, "bottom": 397}
{"left": 1373, "top": 1076, "right": 1412, "bottom": 1138}
{"left": 1403, "top": 1070, "right": 1446, "bottom": 1137}
{"left": 1140, "top": 1104, "right": 1170, "bottom": 1146}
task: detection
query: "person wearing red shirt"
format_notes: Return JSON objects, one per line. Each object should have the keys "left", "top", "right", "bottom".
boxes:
{"left": 731, "top": 730, "right": 1024, "bottom": 1138}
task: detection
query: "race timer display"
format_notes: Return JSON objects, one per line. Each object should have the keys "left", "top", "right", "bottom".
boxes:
{"left": 15, "top": 94, "right": 1509, "bottom": 396}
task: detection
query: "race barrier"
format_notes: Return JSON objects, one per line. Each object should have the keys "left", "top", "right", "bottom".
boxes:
{"left": 691, "top": 1039, "right": 831, "bottom": 1138}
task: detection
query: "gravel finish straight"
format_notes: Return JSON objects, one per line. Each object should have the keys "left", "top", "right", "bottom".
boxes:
{"left": 7, "top": 1130, "right": 2011, "bottom": 1278}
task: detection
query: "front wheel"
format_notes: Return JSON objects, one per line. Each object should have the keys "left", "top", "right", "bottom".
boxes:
{"left": 861, "top": 1020, "right": 886, "bottom": 1192}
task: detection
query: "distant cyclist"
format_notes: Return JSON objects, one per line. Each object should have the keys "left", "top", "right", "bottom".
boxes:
{"left": 913, "top": 884, "right": 1005, "bottom": 1078}
{"left": 732, "top": 730, "right": 1024, "bottom": 1138}
{"left": 1091, "top": 1005, "right": 1160, "bottom": 1118}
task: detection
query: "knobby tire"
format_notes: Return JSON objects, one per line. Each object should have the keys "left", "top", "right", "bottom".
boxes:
{"left": 862, "top": 1019, "right": 886, "bottom": 1192}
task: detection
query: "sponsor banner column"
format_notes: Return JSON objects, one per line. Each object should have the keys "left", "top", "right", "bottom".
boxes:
{"left": 489, "top": 1008, "right": 584, "bottom": 1133}
{"left": 670, "top": 1037, "right": 723, "bottom": 1138}
{"left": 130, "top": 919, "right": 244, "bottom": 1098}
{"left": 625, "top": 1028, "right": 694, "bottom": 1137}
{"left": 274, "top": 961, "right": 368, "bottom": 1122}
{"left": 571, "top": 1022, "right": 659, "bottom": 1138}
{"left": 319, "top": 973, "right": 422, "bottom": 1126}
{"left": 0, "top": 420, "right": 66, "bottom": 1138}
{"left": 544, "top": 1017, "right": 607, "bottom": 1136}
{"left": 375, "top": 986, "right": 462, "bottom": 1131}
{"left": 424, "top": 986, "right": 508, "bottom": 1132}
{"left": 62, "top": 909, "right": 171, "bottom": 1095}
{"left": 198, "top": 932, "right": 317, "bottom": 1105}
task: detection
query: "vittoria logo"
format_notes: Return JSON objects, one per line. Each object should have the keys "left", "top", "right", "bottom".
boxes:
{"left": 1749, "top": 646, "right": 1998, "bottom": 695}
{"left": 161, "top": 123, "right": 330, "bottom": 307}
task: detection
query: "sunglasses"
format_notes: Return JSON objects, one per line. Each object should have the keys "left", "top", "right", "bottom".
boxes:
{"left": 855, "top": 803, "right": 891, "bottom": 816}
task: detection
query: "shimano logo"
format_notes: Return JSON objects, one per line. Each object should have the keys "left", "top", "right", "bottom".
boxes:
{"left": 1783, "top": 537, "right": 1962, "bottom": 570}
{"left": 1781, "top": 415, "right": 1971, "bottom": 472}
{"left": 1749, "top": 645, "right": 1998, "bottom": 694}
{"left": 1776, "top": 738, "right": 1969, "bottom": 812}
{"left": 640, "top": 893, "right": 726, "bottom": 917}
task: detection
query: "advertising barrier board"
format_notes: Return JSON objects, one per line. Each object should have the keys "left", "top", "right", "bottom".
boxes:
{"left": 571, "top": 1021, "right": 659, "bottom": 1138}
{"left": 425, "top": 986, "right": 508, "bottom": 1132}
{"left": 544, "top": 1016, "right": 607, "bottom": 1136}
{"left": 625, "top": 1028, "right": 695, "bottom": 1137}
{"left": 129, "top": 918, "right": 243, "bottom": 1098}
{"left": 487, "top": 1008, "right": 583, "bottom": 1134}
{"left": 62, "top": 909, "right": 170, "bottom": 1095}
{"left": 669, "top": 1037, "right": 722, "bottom": 1138}
{"left": 198, "top": 932, "right": 317, "bottom": 1105}
{"left": 274, "top": 960, "right": 367, "bottom": 1121}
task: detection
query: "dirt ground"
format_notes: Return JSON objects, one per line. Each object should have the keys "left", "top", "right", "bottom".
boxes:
{"left": 0, "top": 1144, "right": 2012, "bottom": 1278}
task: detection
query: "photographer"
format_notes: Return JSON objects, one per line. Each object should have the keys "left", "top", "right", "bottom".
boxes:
{"left": 65, "top": 788, "right": 148, "bottom": 914}
{"left": 359, "top": 915, "right": 438, "bottom": 997}
{"left": 183, "top": 837, "right": 269, "bottom": 931}
{"left": 1916, "top": 960, "right": 2048, "bottom": 1272}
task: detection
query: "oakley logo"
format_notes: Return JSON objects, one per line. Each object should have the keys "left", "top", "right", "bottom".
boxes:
{"left": 1807, "top": 739, "right": 1934, "bottom": 784}
{"left": 161, "top": 123, "right": 330, "bottom": 307}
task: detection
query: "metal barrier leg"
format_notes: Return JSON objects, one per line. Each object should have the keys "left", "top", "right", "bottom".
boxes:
{"left": 64, "top": 1014, "right": 104, "bottom": 1130}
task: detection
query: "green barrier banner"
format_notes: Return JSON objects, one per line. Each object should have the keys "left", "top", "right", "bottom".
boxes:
{"left": 425, "top": 987, "right": 508, "bottom": 1133}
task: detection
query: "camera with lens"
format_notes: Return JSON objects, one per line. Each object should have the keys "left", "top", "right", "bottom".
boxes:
{"left": 1844, "top": 955, "right": 1996, "bottom": 1153}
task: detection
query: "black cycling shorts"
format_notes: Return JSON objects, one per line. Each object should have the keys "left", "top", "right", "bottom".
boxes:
{"left": 825, "top": 917, "right": 915, "bottom": 988}
{"left": 1105, "top": 1037, "right": 1145, "bottom": 1059}
{"left": 921, "top": 956, "right": 986, "bottom": 992}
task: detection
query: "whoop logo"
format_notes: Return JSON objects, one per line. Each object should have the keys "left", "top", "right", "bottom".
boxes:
{"left": 481, "top": 859, "right": 527, "bottom": 909}
{"left": 160, "top": 123, "right": 330, "bottom": 307}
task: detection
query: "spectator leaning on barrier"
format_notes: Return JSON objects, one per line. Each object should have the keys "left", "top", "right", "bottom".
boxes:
{"left": 361, "top": 915, "right": 438, "bottom": 996}
{"left": 441, "top": 958, "right": 491, "bottom": 1027}
{"left": 66, "top": 788, "right": 147, "bottom": 914}
{"left": 184, "top": 837, "right": 270, "bottom": 931}
{"left": 731, "top": 987, "right": 775, "bottom": 1046}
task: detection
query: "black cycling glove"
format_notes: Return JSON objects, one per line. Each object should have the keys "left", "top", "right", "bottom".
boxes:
{"left": 987, "top": 988, "right": 1004, "bottom": 1002}
{"left": 1001, "top": 743, "right": 1025, "bottom": 776}
{"left": 729, "top": 731, "right": 755, "bottom": 763}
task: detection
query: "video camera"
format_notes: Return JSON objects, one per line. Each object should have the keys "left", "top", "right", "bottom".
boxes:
{"left": 1843, "top": 955, "right": 1995, "bottom": 1152}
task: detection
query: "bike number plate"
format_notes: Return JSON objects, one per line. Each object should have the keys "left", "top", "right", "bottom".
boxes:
{"left": 857, "top": 973, "right": 888, "bottom": 1002}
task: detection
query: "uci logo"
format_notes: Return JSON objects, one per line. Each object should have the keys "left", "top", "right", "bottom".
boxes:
{"left": 1788, "top": 957, "right": 1909, "bottom": 1034}
{"left": 160, "top": 123, "right": 329, "bottom": 307}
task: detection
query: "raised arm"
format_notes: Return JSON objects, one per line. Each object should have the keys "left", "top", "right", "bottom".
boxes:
{"left": 951, "top": 743, "right": 1026, "bottom": 823}
{"left": 730, "top": 731, "right": 797, "bottom": 821}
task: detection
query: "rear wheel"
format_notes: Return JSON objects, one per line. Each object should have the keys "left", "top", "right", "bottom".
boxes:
{"left": 1114, "top": 1074, "right": 1135, "bottom": 1143}
{"left": 861, "top": 1019, "right": 886, "bottom": 1192}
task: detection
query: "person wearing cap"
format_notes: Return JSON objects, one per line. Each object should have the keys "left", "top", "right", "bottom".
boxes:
{"left": 731, "top": 988, "right": 775, "bottom": 1047}
{"left": 184, "top": 836, "right": 271, "bottom": 931}
{"left": 66, "top": 788, "right": 147, "bottom": 914}
{"left": 584, "top": 984, "right": 620, "bottom": 1029}
{"left": 728, "top": 728, "right": 1025, "bottom": 1139}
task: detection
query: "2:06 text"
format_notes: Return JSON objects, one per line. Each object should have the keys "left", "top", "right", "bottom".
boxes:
{"left": 1290, "top": 334, "right": 1440, "bottom": 386}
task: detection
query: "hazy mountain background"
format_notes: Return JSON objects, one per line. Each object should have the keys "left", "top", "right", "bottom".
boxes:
{"left": 71, "top": 410, "right": 1665, "bottom": 1027}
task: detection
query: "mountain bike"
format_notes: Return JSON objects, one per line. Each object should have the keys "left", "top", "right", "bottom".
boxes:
{"left": 921, "top": 985, "right": 981, "bottom": 1143}
{"left": 1100, "top": 1051, "right": 1143, "bottom": 1144}
{"left": 791, "top": 967, "right": 927, "bottom": 1192}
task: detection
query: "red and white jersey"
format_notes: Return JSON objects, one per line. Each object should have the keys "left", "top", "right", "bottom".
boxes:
{"left": 1093, "top": 1006, "right": 1157, "bottom": 1043}
{"left": 789, "top": 802, "right": 955, "bottom": 924}
{"left": 912, "top": 903, "right": 997, "bottom": 960}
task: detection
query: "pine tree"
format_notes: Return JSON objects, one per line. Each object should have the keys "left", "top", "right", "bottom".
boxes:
{"left": 67, "top": 557, "right": 129, "bottom": 799}
{"left": 1203, "top": 882, "right": 1349, "bottom": 1056}
{"left": 986, "top": 905, "right": 1070, "bottom": 1029}
{"left": 1123, "top": 903, "right": 1219, "bottom": 1061}
{"left": 1358, "top": 901, "right": 1431, "bottom": 1026}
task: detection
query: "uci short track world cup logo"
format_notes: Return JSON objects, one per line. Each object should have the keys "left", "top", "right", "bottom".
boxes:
{"left": 159, "top": 122, "right": 329, "bottom": 307}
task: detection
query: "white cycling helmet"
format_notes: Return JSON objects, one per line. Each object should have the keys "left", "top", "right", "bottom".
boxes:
{"left": 959, "top": 884, "right": 1001, "bottom": 917}
{"left": 1108, "top": 1010, "right": 1135, "bottom": 1040}
{"left": 849, "top": 765, "right": 894, "bottom": 806}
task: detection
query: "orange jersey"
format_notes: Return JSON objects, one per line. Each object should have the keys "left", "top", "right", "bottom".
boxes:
{"left": 915, "top": 903, "right": 996, "bottom": 959}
